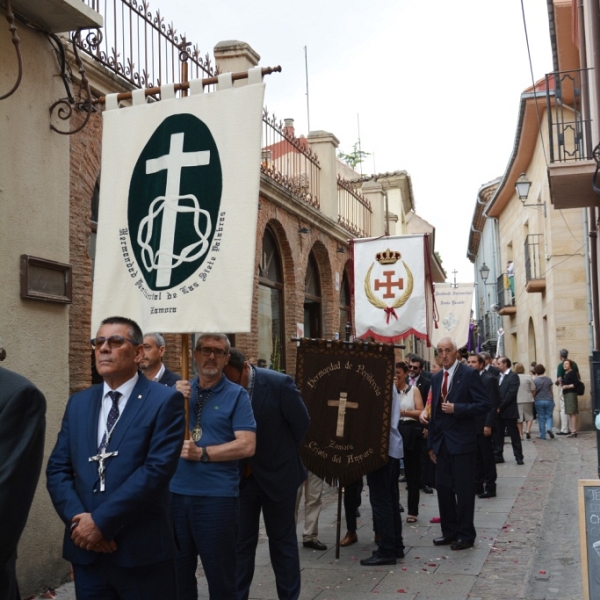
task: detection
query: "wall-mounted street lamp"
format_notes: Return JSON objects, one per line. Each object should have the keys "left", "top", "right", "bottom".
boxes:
{"left": 479, "top": 262, "right": 490, "bottom": 283}
{"left": 515, "top": 173, "right": 547, "bottom": 217}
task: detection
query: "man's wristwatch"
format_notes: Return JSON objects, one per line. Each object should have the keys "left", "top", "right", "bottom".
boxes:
{"left": 200, "top": 447, "right": 210, "bottom": 463}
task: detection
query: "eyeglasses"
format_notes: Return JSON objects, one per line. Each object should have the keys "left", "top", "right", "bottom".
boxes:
{"left": 90, "top": 336, "right": 137, "bottom": 349}
{"left": 197, "top": 347, "right": 228, "bottom": 358}
{"left": 408, "top": 365, "right": 420, "bottom": 370}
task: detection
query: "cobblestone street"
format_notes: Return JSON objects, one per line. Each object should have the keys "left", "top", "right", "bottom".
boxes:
{"left": 50, "top": 429, "right": 598, "bottom": 599}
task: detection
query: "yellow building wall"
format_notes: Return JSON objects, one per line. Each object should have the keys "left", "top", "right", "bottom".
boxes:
{"left": 496, "top": 113, "right": 591, "bottom": 428}
{"left": 0, "top": 21, "right": 72, "bottom": 593}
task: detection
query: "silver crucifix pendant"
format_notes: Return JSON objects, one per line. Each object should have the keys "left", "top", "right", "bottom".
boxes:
{"left": 89, "top": 449, "right": 119, "bottom": 492}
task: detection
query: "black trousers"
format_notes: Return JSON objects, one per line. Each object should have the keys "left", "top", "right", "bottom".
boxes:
{"left": 475, "top": 432, "right": 497, "bottom": 492}
{"left": 343, "top": 477, "right": 363, "bottom": 532}
{"left": 493, "top": 418, "right": 523, "bottom": 461}
{"left": 435, "top": 442, "right": 477, "bottom": 543}
{"left": 400, "top": 433, "right": 422, "bottom": 516}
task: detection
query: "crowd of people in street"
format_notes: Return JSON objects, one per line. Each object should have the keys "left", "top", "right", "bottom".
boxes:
{"left": 0, "top": 317, "right": 586, "bottom": 600}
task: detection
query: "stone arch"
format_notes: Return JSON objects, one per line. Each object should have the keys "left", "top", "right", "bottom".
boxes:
{"left": 528, "top": 317, "right": 536, "bottom": 364}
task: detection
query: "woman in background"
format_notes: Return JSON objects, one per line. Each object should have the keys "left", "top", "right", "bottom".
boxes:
{"left": 561, "top": 359, "right": 579, "bottom": 437}
{"left": 533, "top": 364, "right": 554, "bottom": 439}
{"left": 515, "top": 362, "right": 536, "bottom": 439}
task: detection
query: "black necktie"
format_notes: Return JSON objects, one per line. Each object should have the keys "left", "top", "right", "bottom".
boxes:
{"left": 99, "top": 391, "right": 121, "bottom": 451}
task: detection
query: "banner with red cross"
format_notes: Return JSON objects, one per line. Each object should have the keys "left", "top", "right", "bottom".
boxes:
{"left": 353, "top": 234, "right": 430, "bottom": 343}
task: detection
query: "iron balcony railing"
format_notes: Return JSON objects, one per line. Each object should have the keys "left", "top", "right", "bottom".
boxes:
{"left": 337, "top": 176, "right": 372, "bottom": 238}
{"left": 479, "top": 312, "right": 499, "bottom": 343}
{"left": 496, "top": 272, "right": 515, "bottom": 310}
{"left": 260, "top": 110, "right": 321, "bottom": 209}
{"left": 525, "top": 234, "right": 545, "bottom": 281}
{"left": 545, "top": 68, "right": 594, "bottom": 162}
{"left": 77, "top": 0, "right": 217, "bottom": 91}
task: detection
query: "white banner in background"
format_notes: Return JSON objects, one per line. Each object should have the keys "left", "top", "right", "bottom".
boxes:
{"left": 91, "top": 70, "right": 265, "bottom": 334}
{"left": 431, "top": 283, "right": 474, "bottom": 348}
{"left": 353, "top": 235, "right": 428, "bottom": 342}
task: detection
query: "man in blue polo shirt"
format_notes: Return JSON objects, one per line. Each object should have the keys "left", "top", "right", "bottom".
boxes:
{"left": 172, "top": 333, "right": 256, "bottom": 600}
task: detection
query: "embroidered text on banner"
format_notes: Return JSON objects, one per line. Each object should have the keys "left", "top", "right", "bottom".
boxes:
{"left": 91, "top": 73, "right": 265, "bottom": 334}
{"left": 296, "top": 339, "right": 395, "bottom": 487}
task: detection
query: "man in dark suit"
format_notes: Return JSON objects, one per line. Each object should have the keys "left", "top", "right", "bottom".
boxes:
{"left": 0, "top": 367, "right": 46, "bottom": 600}
{"left": 140, "top": 332, "right": 181, "bottom": 386}
{"left": 426, "top": 337, "right": 491, "bottom": 551}
{"left": 494, "top": 357, "right": 524, "bottom": 465}
{"left": 224, "top": 349, "right": 310, "bottom": 600}
{"left": 481, "top": 352, "right": 500, "bottom": 377}
{"left": 466, "top": 353, "right": 499, "bottom": 498}
{"left": 46, "top": 316, "right": 185, "bottom": 600}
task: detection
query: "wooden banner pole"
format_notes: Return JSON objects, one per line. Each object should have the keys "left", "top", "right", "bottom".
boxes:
{"left": 180, "top": 47, "right": 191, "bottom": 441}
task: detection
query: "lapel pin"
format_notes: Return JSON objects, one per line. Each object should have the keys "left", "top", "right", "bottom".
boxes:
{"left": 138, "top": 395, "right": 142, "bottom": 399}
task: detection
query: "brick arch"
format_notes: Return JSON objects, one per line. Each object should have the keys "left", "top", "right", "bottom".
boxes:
{"left": 234, "top": 216, "right": 298, "bottom": 373}
{"left": 306, "top": 240, "right": 335, "bottom": 339}
{"left": 69, "top": 110, "right": 103, "bottom": 393}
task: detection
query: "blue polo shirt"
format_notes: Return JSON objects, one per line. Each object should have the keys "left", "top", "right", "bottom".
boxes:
{"left": 170, "top": 375, "right": 255, "bottom": 497}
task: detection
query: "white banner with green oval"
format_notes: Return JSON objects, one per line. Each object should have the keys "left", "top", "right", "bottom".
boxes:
{"left": 91, "top": 71, "right": 265, "bottom": 334}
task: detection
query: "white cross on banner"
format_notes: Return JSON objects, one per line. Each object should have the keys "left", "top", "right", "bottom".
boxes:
{"left": 353, "top": 234, "right": 430, "bottom": 343}
{"left": 91, "top": 71, "right": 265, "bottom": 334}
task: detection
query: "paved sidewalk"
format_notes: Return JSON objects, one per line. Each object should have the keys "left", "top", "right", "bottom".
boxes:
{"left": 49, "top": 429, "right": 598, "bottom": 599}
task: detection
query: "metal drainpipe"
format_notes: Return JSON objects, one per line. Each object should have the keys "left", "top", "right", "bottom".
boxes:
{"left": 578, "top": 0, "right": 600, "bottom": 467}
{"left": 584, "top": 209, "right": 594, "bottom": 354}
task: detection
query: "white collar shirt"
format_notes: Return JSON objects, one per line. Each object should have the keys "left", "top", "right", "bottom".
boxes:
{"left": 388, "top": 385, "right": 403, "bottom": 460}
{"left": 153, "top": 363, "right": 166, "bottom": 382}
{"left": 97, "top": 372, "right": 139, "bottom": 448}
{"left": 442, "top": 360, "right": 460, "bottom": 390}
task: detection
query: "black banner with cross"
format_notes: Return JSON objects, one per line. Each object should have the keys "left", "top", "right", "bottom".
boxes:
{"left": 296, "top": 338, "right": 395, "bottom": 487}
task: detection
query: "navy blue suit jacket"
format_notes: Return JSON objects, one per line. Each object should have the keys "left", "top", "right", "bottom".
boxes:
{"left": 427, "top": 362, "right": 491, "bottom": 455}
{"left": 244, "top": 368, "right": 310, "bottom": 502}
{"left": 46, "top": 375, "right": 185, "bottom": 567}
{"left": 158, "top": 367, "right": 181, "bottom": 387}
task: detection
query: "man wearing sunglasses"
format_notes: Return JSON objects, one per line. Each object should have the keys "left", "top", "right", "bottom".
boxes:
{"left": 171, "top": 333, "right": 256, "bottom": 600}
{"left": 46, "top": 316, "right": 186, "bottom": 600}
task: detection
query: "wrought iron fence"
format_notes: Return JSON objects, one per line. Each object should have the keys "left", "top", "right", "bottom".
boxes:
{"left": 482, "top": 313, "right": 499, "bottom": 342}
{"left": 337, "top": 176, "right": 371, "bottom": 238}
{"left": 525, "top": 234, "right": 544, "bottom": 281}
{"left": 77, "top": 0, "right": 217, "bottom": 91}
{"left": 545, "top": 68, "right": 593, "bottom": 162}
{"left": 260, "top": 110, "right": 321, "bottom": 209}
{"left": 496, "top": 273, "right": 515, "bottom": 310}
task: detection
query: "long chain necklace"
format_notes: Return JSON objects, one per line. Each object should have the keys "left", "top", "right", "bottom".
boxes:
{"left": 191, "top": 387, "right": 213, "bottom": 442}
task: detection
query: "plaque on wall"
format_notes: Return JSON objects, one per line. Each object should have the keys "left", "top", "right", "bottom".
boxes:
{"left": 20, "top": 255, "right": 72, "bottom": 304}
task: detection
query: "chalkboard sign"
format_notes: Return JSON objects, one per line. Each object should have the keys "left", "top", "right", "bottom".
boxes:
{"left": 579, "top": 480, "right": 600, "bottom": 599}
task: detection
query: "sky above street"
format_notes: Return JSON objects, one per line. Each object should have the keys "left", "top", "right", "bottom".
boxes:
{"left": 152, "top": 0, "right": 554, "bottom": 283}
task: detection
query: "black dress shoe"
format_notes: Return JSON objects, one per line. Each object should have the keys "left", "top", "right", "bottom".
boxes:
{"left": 451, "top": 539, "right": 474, "bottom": 551}
{"left": 516, "top": 459, "right": 524, "bottom": 465}
{"left": 360, "top": 552, "right": 397, "bottom": 566}
{"left": 421, "top": 485, "right": 434, "bottom": 494}
{"left": 478, "top": 490, "right": 496, "bottom": 499}
{"left": 475, "top": 487, "right": 484, "bottom": 496}
{"left": 555, "top": 431, "right": 569, "bottom": 436}
{"left": 494, "top": 457, "right": 505, "bottom": 463}
{"left": 303, "top": 539, "right": 327, "bottom": 551}
{"left": 433, "top": 536, "right": 454, "bottom": 546}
